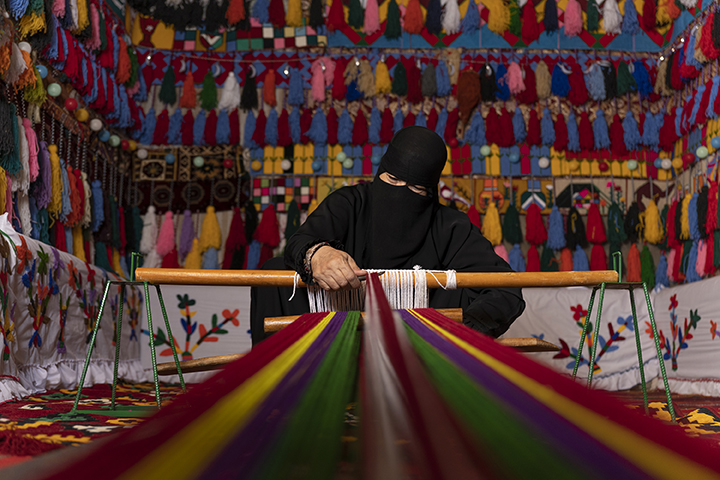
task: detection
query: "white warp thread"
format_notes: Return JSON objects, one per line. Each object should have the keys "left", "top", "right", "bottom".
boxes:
{"left": 302, "top": 268, "right": 457, "bottom": 312}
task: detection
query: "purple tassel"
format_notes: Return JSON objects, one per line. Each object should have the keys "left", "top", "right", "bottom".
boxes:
{"left": 179, "top": 209, "right": 195, "bottom": 260}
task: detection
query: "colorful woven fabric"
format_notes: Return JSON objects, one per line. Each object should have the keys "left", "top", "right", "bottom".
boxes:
{"left": 39, "top": 275, "right": 720, "bottom": 480}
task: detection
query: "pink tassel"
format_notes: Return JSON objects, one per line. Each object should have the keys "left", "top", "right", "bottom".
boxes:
{"left": 494, "top": 244, "right": 509, "bottom": 262}
{"left": 88, "top": 4, "right": 101, "bottom": 50}
{"left": 155, "top": 211, "right": 176, "bottom": 257}
{"left": 697, "top": 239, "right": 708, "bottom": 277}
{"left": 507, "top": 62, "right": 525, "bottom": 95}
{"left": 310, "top": 57, "right": 335, "bottom": 102}
{"left": 364, "top": 0, "right": 380, "bottom": 34}
{"left": 22, "top": 119, "right": 39, "bottom": 183}
{"left": 564, "top": 0, "right": 583, "bottom": 37}
{"left": 53, "top": 0, "right": 65, "bottom": 17}
{"left": 666, "top": 248, "right": 675, "bottom": 282}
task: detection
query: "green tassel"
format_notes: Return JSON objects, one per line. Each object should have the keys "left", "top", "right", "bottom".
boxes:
{"left": 502, "top": 203, "right": 523, "bottom": 245}
{"left": 94, "top": 241, "right": 115, "bottom": 273}
{"left": 348, "top": 0, "right": 364, "bottom": 28}
{"left": 640, "top": 244, "right": 655, "bottom": 289}
{"left": 714, "top": 230, "right": 720, "bottom": 269}
{"left": 200, "top": 71, "right": 218, "bottom": 111}
{"left": 508, "top": 0, "right": 521, "bottom": 37}
{"left": 127, "top": 47, "right": 139, "bottom": 88}
{"left": 385, "top": 0, "right": 402, "bottom": 39}
{"left": 657, "top": 204, "right": 669, "bottom": 251}
{"left": 586, "top": 0, "right": 599, "bottom": 32}
{"left": 391, "top": 61, "right": 408, "bottom": 96}
{"left": 607, "top": 202, "right": 627, "bottom": 245}
{"left": 159, "top": 66, "right": 177, "bottom": 106}
{"left": 284, "top": 199, "right": 301, "bottom": 240}
{"left": 681, "top": 239, "right": 693, "bottom": 275}
{"left": 616, "top": 62, "right": 636, "bottom": 97}
{"left": 97, "top": 9, "right": 107, "bottom": 53}
{"left": 540, "top": 245, "right": 559, "bottom": 272}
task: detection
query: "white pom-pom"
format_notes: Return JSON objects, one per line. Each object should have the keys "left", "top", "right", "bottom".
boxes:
{"left": 441, "top": 0, "right": 461, "bottom": 35}
{"left": 136, "top": 148, "right": 149, "bottom": 160}
{"left": 602, "top": 0, "right": 622, "bottom": 34}
{"left": 90, "top": 119, "right": 103, "bottom": 131}
{"left": 217, "top": 72, "right": 241, "bottom": 111}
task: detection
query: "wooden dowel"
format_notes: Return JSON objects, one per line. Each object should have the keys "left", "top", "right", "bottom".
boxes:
{"left": 135, "top": 268, "right": 618, "bottom": 288}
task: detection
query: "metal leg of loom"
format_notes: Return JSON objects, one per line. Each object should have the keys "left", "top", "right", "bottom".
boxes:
{"left": 70, "top": 281, "right": 112, "bottom": 414}
{"left": 572, "top": 286, "right": 598, "bottom": 380}
{"left": 586, "top": 283, "right": 607, "bottom": 387}
{"left": 110, "top": 284, "right": 125, "bottom": 410}
{"left": 628, "top": 287, "right": 649, "bottom": 415}
{"left": 144, "top": 281, "right": 162, "bottom": 408}
{"left": 642, "top": 282, "right": 676, "bottom": 422}
{"left": 155, "top": 284, "right": 186, "bottom": 393}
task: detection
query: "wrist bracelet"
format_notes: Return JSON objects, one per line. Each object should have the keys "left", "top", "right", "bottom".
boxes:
{"left": 304, "top": 242, "right": 329, "bottom": 276}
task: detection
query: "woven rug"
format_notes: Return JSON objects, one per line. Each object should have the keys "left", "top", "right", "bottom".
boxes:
{"left": 0, "top": 382, "right": 183, "bottom": 456}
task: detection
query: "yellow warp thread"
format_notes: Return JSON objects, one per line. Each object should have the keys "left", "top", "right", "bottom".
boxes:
{"left": 118, "top": 313, "right": 335, "bottom": 480}
{"left": 482, "top": 201, "right": 503, "bottom": 246}
{"left": 198, "top": 206, "right": 222, "bottom": 252}
{"left": 408, "top": 310, "right": 720, "bottom": 480}
{"left": 375, "top": 61, "right": 391, "bottom": 94}
{"left": 643, "top": 199, "right": 664, "bottom": 244}
{"left": 285, "top": 0, "right": 303, "bottom": 26}
{"left": 0, "top": 167, "right": 6, "bottom": 213}
{"left": 48, "top": 145, "right": 62, "bottom": 219}
{"left": 72, "top": 225, "right": 85, "bottom": 261}
{"left": 184, "top": 238, "right": 202, "bottom": 269}
{"left": 481, "top": 0, "right": 509, "bottom": 36}
{"left": 680, "top": 194, "right": 691, "bottom": 240}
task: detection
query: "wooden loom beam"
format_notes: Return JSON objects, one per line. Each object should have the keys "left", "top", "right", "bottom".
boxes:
{"left": 135, "top": 268, "right": 619, "bottom": 288}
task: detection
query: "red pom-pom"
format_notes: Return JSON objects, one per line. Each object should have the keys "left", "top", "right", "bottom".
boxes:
{"left": 590, "top": 244, "right": 608, "bottom": 270}
{"left": 353, "top": 109, "right": 368, "bottom": 145}
{"left": 444, "top": 109, "right": 459, "bottom": 147}
{"left": 521, "top": 2, "right": 540, "bottom": 45}
{"left": 229, "top": 109, "right": 240, "bottom": 145}
{"left": 568, "top": 68, "right": 588, "bottom": 106}
{"left": 586, "top": 203, "right": 607, "bottom": 244}
{"left": 161, "top": 247, "right": 180, "bottom": 268}
{"left": 525, "top": 203, "right": 547, "bottom": 246}
{"left": 515, "top": 66, "right": 537, "bottom": 104}
{"left": 485, "top": 108, "right": 500, "bottom": 145}
{"left": 327, "top": 0, "right": 347, "bottom": 31}
{"left": 526, "top": 245, "right": 540, "bottom": 272}
{"left": 406, "top": 59, "right": 423, "bottom": 104}
{"left": 204, "top": 109, "right": 218, "bottom": 146}
{"left": 300, "top": 108, "right": 313, "bottom": 144}
{"left": 380, "top": 108, "right": 394, "bottom": 144}
{"left": 181, "top": 111, "right": 194, "bottom": 146}
{"left": 252, "top": 109, "right": 267, "bottom": 147}
{"left": 467, "top": 205, "right": 482, "bottom": 229}
{"left": 526, "top": 109, "right": 541, "bottom": 146}
{"left": 332, "top": 57, "right": 348, "bottom": 100}
{"left": 578, "top": 112, "right": 594, "bottom": 151}
{"left": 642, "top": 0, "right": 656, "bottom": 31}
{"left": 277, "top": 109, "right": 291, "bottom": 147}
{"left": 152, "top": 109, "right": 169, "bottom": 145}
{"left": 223, "top": 207, "right": 247, "bottom": 269}
{"left": 404, "top": 111, "right": 416, "bottom": 127}
{"left": 554, "top": 113, "right": 568, "bottom": 151}
{"left": 426, "top": 108, "right": 439, "bottom": 132}
{"left": 327, "top": 108, "right": 339, "bottom": 145}
{"left": 609, "top": 114, "right": 627, "bottom": 156}
{"left": 497, "top": 108, "right": 515, "bottom": 147}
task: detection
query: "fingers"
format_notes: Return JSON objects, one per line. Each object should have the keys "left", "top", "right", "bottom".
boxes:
{"left": 312, "top": 247, "right": 364, "bottom": 291}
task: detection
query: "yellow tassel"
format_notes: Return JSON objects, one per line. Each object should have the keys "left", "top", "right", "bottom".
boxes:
{"left": 24, "top": 67, "right": 46, "bottom": 105}
{"left": 680, "top": 194, "right": 691, "bottom": 240}
{"left": 17, "top": 12, "right": 46, "bottom": 39}
{"left": 184, "top": 238, "right": 202, "bottom": 269}
{"left": 482, "top": 201, "right": 503, "bottom": 246}
{"left": 286, "top": 0, "right": 303, "bottom": 26}
{"left": 375, "top": 61, "right": 391, "bottom": 94}
{"left": 48, "top": 145, "right": 62, "bottom": 219}
{"left": 656, "top": 1, "right": 671, "bottom": 28}
{"left": 0, "top": 167, "right": 6, "bottom": 214}
{"left": 198, "top": 206, "right": 222, "bottom": 252}
{"left": 112, "top": 248, "right": 124, "bottom": 278}
{"left": 307, "top": 199, "right": 319, "bottom": 216}
{"left": 481, "top": 0, "right": 509, "bottom": 36}
{"left": 642, "top": 199, "right": 664, "bottom": 244}
{"left": 72, "top": 225, "right": 86, "bottom": 261}
{"left": 76, "top": 0, "right": 89, "bottom": 32}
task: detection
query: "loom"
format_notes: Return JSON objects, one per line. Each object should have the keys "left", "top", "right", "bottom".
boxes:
{"left": 41, "top": 272, "right": 720, "bottom": 480}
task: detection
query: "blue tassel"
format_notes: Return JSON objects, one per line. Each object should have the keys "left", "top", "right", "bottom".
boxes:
{"left": 289, "top": 107, "right": 301, "bottom": 144}
{"left": 58, "top": 27, "right": 68, "bottom": 68}
{"left": 461, "top": 0, "right": 480, "bottom": 33}
{"left": 107, "top": 83, "right": 121, "bottom": 120}
{"left": 29, "top": 197, "right": 38, "bottom": 240}
{"left": 622, "top": 0, "right": 639, "bottom": 35}
{"left": 307, "top": 108, "right": 327, "bottom": 146}
{"left": 541, "top": 108, "right": 555, "bottom": 146}
{"left": 91, "top": 180, "right": 104, "bottom": 232}
{"left": 168, "top": 108, "right": 183, "bottom": 144}
{"left": 508, "top": 244, "right": 526, "bottom": 272}
{"left": 642, "top": 112, "right": 659, "bottom": 150}
{"left": 252, "top": 0, "right": 269, "bottom": 23}
{"left": 684, "top": 240, "right": 701, "bottom": 283}
{"left": 415, "top": 112, "right": 427, "bottom": 127}
{"left": 551, "top": 65, "right": 570, "bottom": 97}
{"left": 337, "top": 109, "right": 353, "bottom": 145}
{"left": 689, "top": 193, "right": 700, "bottom": 240}
{"left": 244, "top": 111, "right": 258, "bottom": 149}
{"left": 46, "top": 14, "right": 58, "bottom": 60}
{"left": 37, "top": 209, "right": 49, "bottom": 244}
{"left": 707, "top": 76, "right": 720, "bottom": 120}
{"left": 685, "top": 34, "right": 703, "bottom": 72}
{"left": 246, "top": 240, "right": 262, "bottom": 269}
{"left": 193, "top": 110, "right": 206, "bottom": 146}
{"left": 202, "top": 247, "right": 219, "bottom": 269}
{"left": 623, "top": 113, "right": 641, "bottom": 151}
{"left": 65, "top": 227, "right": 73, "bottom": 255}
{"left": 59, "top": 159, "right": 72, "bottom": 222}
{"left": 112, "top": 30, "right": 119, "bottom": 66}
{"left": 465, "top": 110, "right": 486, "bottom": 146}
{"left": 546, "top": 205, "right": 566, "bottom": 250}
{"left": 118, "top": 86, "right": 132, "bottom": 128}
{"left": 573, "top": 245, "right": 589, "bottom": 271}
{"left": 585, "top": 66, "right": 606, "bottom": 101}
{"left": 265, "top": 109, "right": 279, "bottom": 146}
{"left": 632, "top": 61, "right": 652, "bottom": 97}
{"left": 393, "top": 108, "right": 404, "bottom": 133}
{"left": 216, "top": 109, "right": 230, "bottom": 145}
{"left": 139, "top": 108, "right": 156, "bottom": 145}
{"left": 88, "top": 63, "right": 99, "bottom": 104}
{"left": 593, "top": 110, "right": 610, "bottom": 150}
{"left": 288, "top": 68, "right": 304, "bottom": 106}
{"left": 134, "top": 71, "right": 148, "bottom": 102}
{"left": 655, "top": 252, "right": 669, "bottom": 288}
{"left": 675, "top": 106, "right": 683, "bottom": 137}
{"left": 435, "top": 108, "right": 448, "bottom": 138}
{"left": 512, "top": 107, "right": 526, "bottom": 144}
{"left": 368, "top": 106, "right": 381, "bottom": 144}
{"left": 495, "top": 64, "right": 510, "bottom": 101}
{"left": 436, "top": 61, "right": 452, "bottom": 97}
{"left": 567, "top": 111, "right": 580, "bottom": 152}
{"left": 689, "top": 85, "right": 705, "bottom": 126}
{"left": 346, "top": 80, "right": 363, "bottom": 101}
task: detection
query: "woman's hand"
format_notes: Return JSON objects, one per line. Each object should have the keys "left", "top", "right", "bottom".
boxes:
{"left": 310, "top": 246, "right": 366, "bottom": 291}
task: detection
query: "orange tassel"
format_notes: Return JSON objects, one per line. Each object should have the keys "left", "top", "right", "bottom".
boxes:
{"left": 404, "top": 0, "right": 424, "bottom": 34}
{"left": 15, "top": 50, "right": 36, "bottom": 91}
{"left": 665, "top": 0, "right": 680, "bottom": 19}
{"left": 263, "top": 70, "right": 277, "bottom": 107}
{"left": 559, "top": 247, "right": 573, "bottom": 271}
{"left": 0, "top": 43, "right": 10, "bottom": 76}
{"left": 226, "top": 0, "right": 246, "bottom": 25}
{"left": 180, "top": 72, "right": 196, "bottom": 109}
{"left": 626, "top": 244, "right": 641, "bottom": 282}
{"left": 116, "top": 37, "right": 131, "bottom": 85}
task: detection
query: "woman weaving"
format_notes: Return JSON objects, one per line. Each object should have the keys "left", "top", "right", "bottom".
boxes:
{"left": 251, "top": 126, "right": 525, "bottom": 344}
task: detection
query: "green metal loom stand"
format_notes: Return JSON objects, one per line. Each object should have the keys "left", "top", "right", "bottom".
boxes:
{"left": 68, "top": 253, "right": 186, "bottom": 416}
{"left": 571, "top": 252, "right": 676, "bottom": 422}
